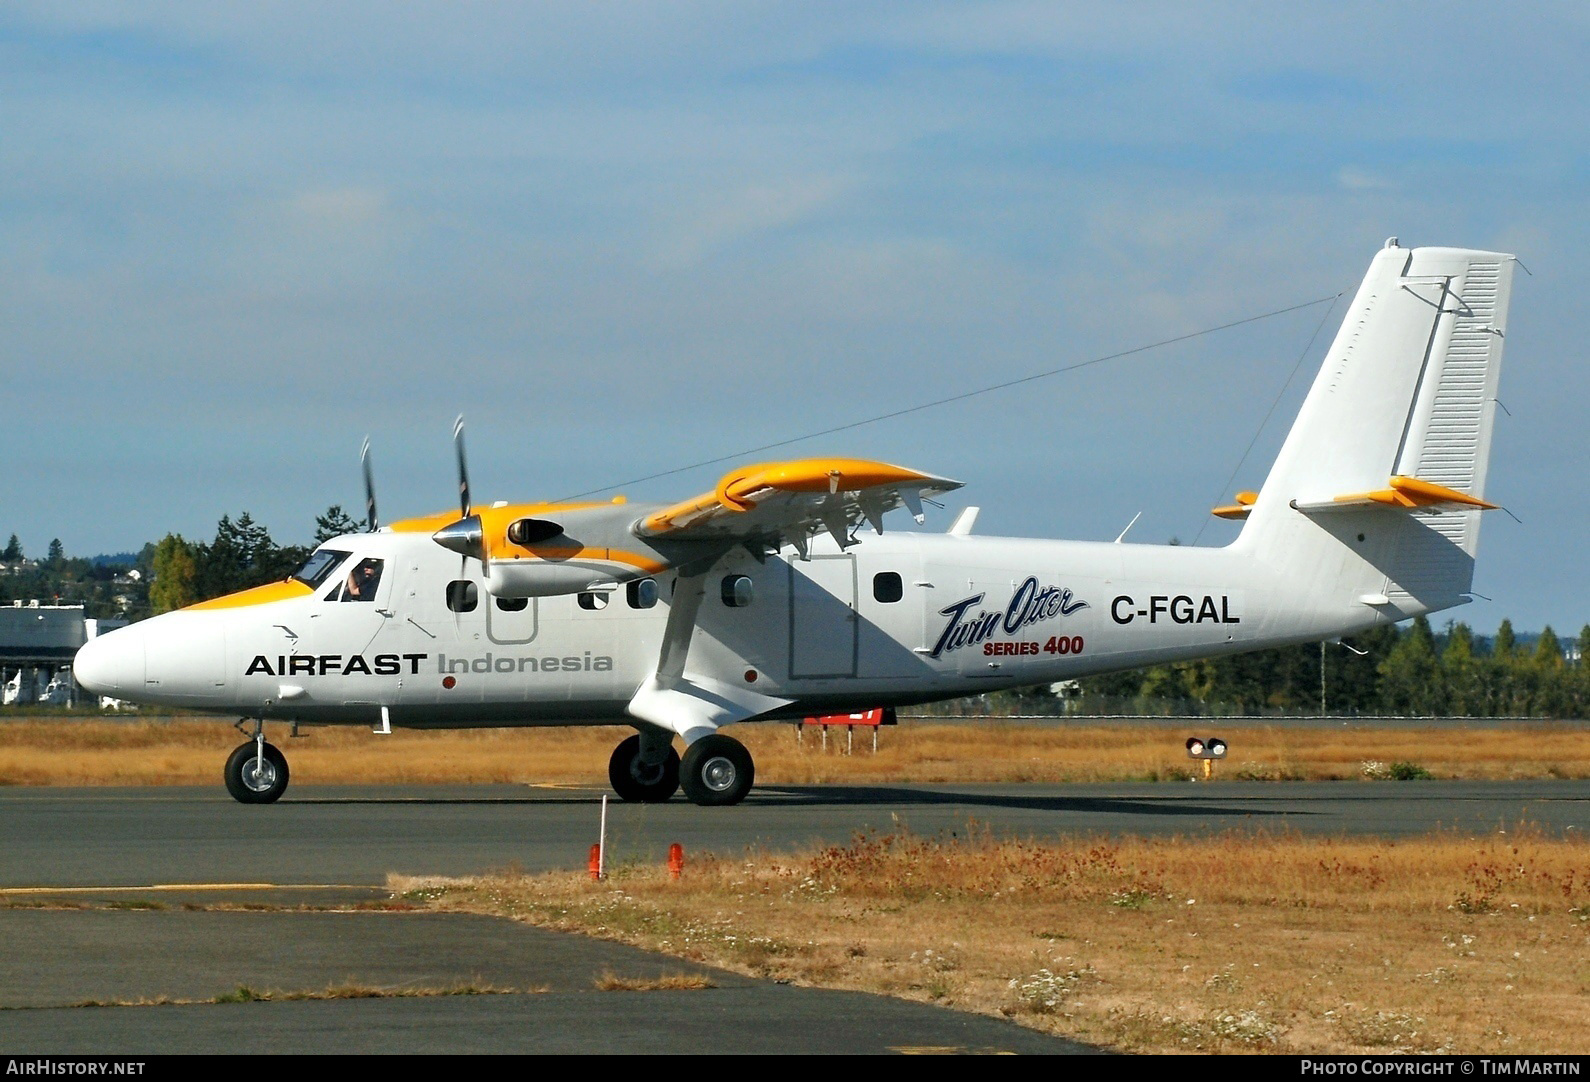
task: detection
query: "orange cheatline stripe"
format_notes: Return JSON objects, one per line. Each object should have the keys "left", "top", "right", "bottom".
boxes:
{"left": 387, "top": 500, "right": 617, "bottom": 534}
{"left": 186, "top": 579, "right": 314, "bottom": 611}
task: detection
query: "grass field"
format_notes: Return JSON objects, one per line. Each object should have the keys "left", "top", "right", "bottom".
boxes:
{"left": 0, "top": 715, "right": 1587, "bottom": 786}
{"left": 397, "top": 827, "right": 1590, "bottom": 1054}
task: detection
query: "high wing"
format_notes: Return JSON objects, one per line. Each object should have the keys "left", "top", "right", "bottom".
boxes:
{"left": 633, "top": 457, "right": 962, "bottom": 557}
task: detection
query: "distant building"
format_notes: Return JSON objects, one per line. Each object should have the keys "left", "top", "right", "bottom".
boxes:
{"left": 0, "top": 601, "right": 126, "bottom": 708}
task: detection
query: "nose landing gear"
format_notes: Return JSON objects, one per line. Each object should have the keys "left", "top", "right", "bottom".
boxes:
{"left": 225, "top": 719, "right": 290, "bottom": 804}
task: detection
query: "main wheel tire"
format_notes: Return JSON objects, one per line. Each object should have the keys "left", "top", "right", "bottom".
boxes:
{"left": 608, "top": 734, "right": 681, "bottom": 803}
{"left": 680, "top": 734, "right": 754, "bottom": 807}
{"left": 224, "top": 741, "right": 290, "bottom": 804}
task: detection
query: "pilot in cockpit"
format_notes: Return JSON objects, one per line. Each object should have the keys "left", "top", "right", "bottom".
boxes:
{"left": 342, "top": 558, "right": 382, "bottom": 602}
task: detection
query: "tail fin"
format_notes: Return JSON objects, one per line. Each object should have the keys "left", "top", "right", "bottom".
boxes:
{"left": 1236, "top": 241, "right": 1516, "bottom": 621}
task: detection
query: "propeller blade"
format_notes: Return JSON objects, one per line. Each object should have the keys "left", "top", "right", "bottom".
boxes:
{"left": 452, "top": 415, "right": 472, "bottom": 519}
{"left": 360, "top": 437, "right": 379, "bottom": 532}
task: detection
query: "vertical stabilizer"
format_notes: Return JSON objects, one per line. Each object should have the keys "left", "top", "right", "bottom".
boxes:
{"left": 1237, "top": 242, "right": 1515, "bottom": 621}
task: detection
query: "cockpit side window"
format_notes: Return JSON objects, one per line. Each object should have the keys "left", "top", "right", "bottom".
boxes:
{"left": 337, "top": 558, "right": 385, "bottom": 602}
{"left": 293, "top": 549, "right": 351, "bottom": 589}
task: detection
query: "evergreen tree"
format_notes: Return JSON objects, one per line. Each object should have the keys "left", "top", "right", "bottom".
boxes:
{"left": 192, "top": 513, "right": 309, "bottom": 600}
{"left": 1533, "top": 626, "right": 1566, "bottom": 716}
{"left": 313, "top": 505, "right": 362, "bottom": 544}
{"left": 1494, "top": 619, "right": 1516, "bottom": 659}
{"left": 1441, "top": 622, "right": 1481, "bottom": 715}
{"left": 45, "top": 538, "right": 64, "bottom": 569}
{"left": 1378, "top": 616, "right": 1444, "bottom": 715}
{"left": 1534, "top": 626, "right": 1564, "bottom": 667}
{"left": 1, "top": 534, "right": 19, "bottom": 562}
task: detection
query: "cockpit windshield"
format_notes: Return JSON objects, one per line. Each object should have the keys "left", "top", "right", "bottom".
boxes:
{"left": 292, "top": 549, "right": 351, "bottom": 589}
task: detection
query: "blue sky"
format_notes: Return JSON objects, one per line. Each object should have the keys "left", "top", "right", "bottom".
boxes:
{"left": 2, "top": 2, "right": 1585, "bottom": 633}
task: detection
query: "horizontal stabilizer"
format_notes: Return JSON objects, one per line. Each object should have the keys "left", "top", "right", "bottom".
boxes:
{"left": 1210, "top": 490, "right": 1258, "bottom": 520}
{"left": 1290, "top": 475, "right": 1498, "bottom": 514}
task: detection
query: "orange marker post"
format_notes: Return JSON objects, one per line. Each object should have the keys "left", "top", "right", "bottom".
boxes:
{"left": 588, "top": 843, "right": 601, "bottom": 881}
{"left": 668, "top": 843, "right": 684, "bottom": 881}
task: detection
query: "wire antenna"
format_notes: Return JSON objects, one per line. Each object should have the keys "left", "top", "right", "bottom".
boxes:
{"left": 560, "top": 293, "right": 1341, "bottom": 501}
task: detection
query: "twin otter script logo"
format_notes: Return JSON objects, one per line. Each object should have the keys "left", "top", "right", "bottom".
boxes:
{"left": 930, "top": 576, "right": 1088, "bottom": 659}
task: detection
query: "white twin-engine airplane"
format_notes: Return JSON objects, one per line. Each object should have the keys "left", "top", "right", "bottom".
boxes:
{"left": 75, "top": 242, "right": 1516, "bottom": 807}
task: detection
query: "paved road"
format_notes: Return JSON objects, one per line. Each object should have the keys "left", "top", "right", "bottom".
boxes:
{"left": 0, "top": 910, "right": 1082, "bottom": 1054}
{"left": 2, "top": 780, "right": 1586, "bottom": 889}
{"left": 4, "top": 780, "right": 1585, "bottom": 1054}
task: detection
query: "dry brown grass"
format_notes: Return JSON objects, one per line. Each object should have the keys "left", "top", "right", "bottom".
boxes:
{"left": 2, "top": 717, "right": 1588, "bottom": 786}
{"left": 61, "top": 981, "right": 533, "bottom": 1008}
{"left": 398, "top": 828, "right": 1590, "bottom": 1054}
{"left": 592, "top": 971, "right": 715, "bottom": 991}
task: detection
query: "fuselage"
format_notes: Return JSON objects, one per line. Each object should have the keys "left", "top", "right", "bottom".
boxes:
{"left": 74, "top": 522, "right": 1391, "bottom": 728}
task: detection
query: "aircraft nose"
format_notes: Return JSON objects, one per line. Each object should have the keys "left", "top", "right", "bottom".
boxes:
{"left": 73, "top": 627, "right": 144, "bottom": 695}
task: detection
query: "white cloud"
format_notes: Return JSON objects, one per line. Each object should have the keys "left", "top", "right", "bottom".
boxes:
{"left": 1335, "top": 167, "right": 1394, "bottom": 191}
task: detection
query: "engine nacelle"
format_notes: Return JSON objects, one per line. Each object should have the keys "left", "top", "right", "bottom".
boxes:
{"left": 483, "top": 558, "right": 645, "bottom": 598}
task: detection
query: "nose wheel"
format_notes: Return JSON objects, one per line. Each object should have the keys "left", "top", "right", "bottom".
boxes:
{"left": 680, "top": 734, "right": 754, "bottom": 806}
{"left": 224, "top": 740, "right": 290, "bottom": 804}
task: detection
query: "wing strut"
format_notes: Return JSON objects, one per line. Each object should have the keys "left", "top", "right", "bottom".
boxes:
{"left": 626, "top": 564, "right": 791, "bottom": 745}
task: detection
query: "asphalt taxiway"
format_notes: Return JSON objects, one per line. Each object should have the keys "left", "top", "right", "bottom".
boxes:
{"left": 3, "top": 780, "right": 1585, "bottom": 1053}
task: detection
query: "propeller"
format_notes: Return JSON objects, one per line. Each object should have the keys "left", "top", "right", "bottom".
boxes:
{"left": 453, "top": 414, "right": 471, "bottom": 519}
{"left": 360, "top": 437, "right": 379, "bottom": 532}
{"left": 432, "top": 415, "right": 487, "bottom": 573}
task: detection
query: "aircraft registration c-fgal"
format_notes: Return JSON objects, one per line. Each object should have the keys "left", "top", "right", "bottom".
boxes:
{"left": 74, "top": 242, "right": 1518, "bottom": 807}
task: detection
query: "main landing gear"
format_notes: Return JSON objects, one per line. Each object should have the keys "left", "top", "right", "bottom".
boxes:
{"left": 225, "top": 719, "right": 289, "bottom": 804}
{"left": 608, "top": 732, "right": 681, "bottom": 803}
{"left": 608, "top": 730, "right": 754, "bottom": 807}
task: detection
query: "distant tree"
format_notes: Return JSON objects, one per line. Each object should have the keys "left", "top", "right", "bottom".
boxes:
{"left": 1378, "top": 616, "right": 1443, "bottom": 715}
{"left": 1, "top": 534, "right": 19, "bottom": 562}
{"left": 45, "top": 538, "right": 64, "bottom": 569}
{"left": 1441, "top": 622, "right": 1487, "bottom": 715}
{"left": 149, "top": 535, "right": 200, "bottom": 613}
{"left": 1574, "top": 626, "right": 1590, "bottom": 719}
{"left": 1334, "top": 624, "right": 1397, "bottom": 713}
{"left": 193, "top": 513, "right": 308, "bottom": 600}
{"left": 313, "top": 505, "right": 362, "bottom": 544}
{"left": 1494, "top": 619, "right": 1517, "bottom": 660}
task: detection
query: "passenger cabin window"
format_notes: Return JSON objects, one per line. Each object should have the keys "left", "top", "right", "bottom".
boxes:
{"left": 721, "top": 575, "right": 753, "bottom": 608}
{"left": 873, "top": 572, "right": 903, "bottom": 604}
{"left": 627, "top": 578, "right": 658, "bottom": 609}
{"left": 446, "top": 580, "right": 478, "bottom": 612}
{"left": 494, "top": 596, "right": 528, "bottom": 612}
{"left": 337, "top": 558, "right": 384, "bottom": 602}
{"left": 577, "top": 591, "right": 610, "bottom": 611}
{"left": 294, "top": 549, "right": 350, "bottom": 590}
